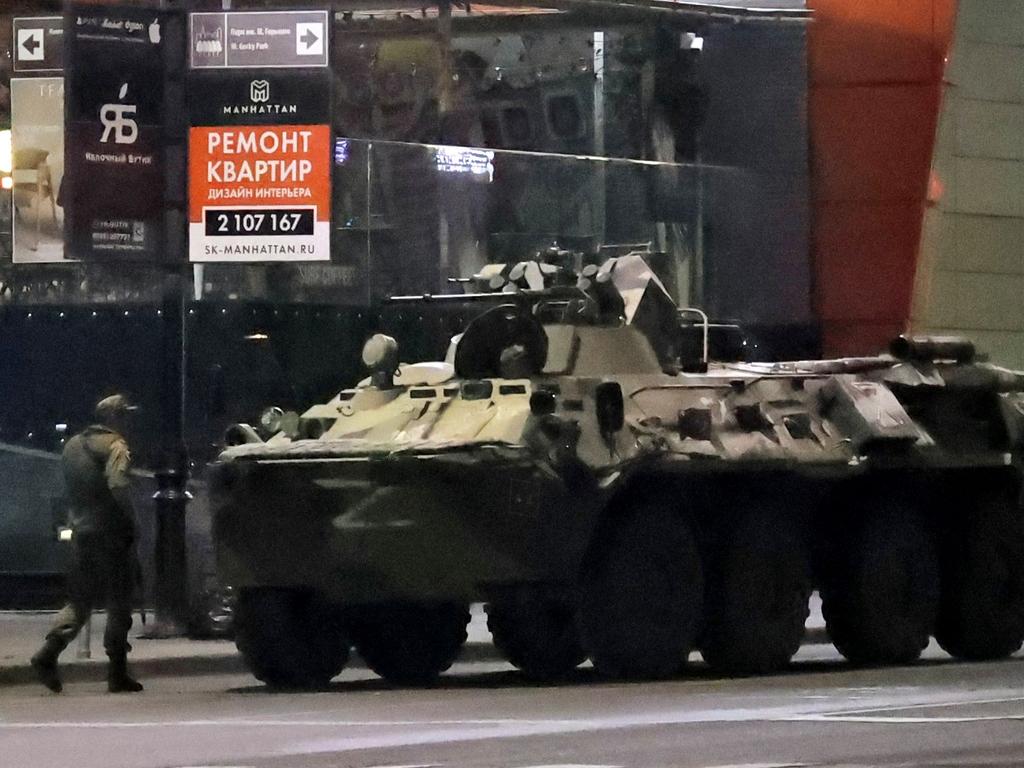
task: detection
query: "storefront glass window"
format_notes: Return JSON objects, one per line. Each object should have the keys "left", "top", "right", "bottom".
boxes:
{"left": 0, "top": 1, "right": 810, "bottom": 611}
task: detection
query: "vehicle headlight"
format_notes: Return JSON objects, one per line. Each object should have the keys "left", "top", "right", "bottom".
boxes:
{"left": 362, "top": 333, "right": 399, "bottom": 388}
{"left": 259, "top": 406, "right": 285, "bottom": 434}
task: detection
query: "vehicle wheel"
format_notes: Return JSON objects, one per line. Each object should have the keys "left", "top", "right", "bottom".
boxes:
{"left": 348, "top": 602, "right": 470, "bottom": 686}
{"left": 486, "top": 590, "right": 586, "bottom": 681}
{"left": 234, "top": 587, "right": 350, "bottom": 689}
{"left": 578, "top": 501, "right": 703, "bottom": 679}
{"left": 822, "top": 503, "right": 940, "bottom": 666}
{"left": 936, "top": 500, "right": 1024, "bottom": 660}
{"left": 700, "top": 509, "right": 811, "bottom": 674}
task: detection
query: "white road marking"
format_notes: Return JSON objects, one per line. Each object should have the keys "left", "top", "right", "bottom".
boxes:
{"left": 520, "top": 765, "right": 623, "bottom": 768}
{"left": 777, "top": 694, "right": 1024, "bottom": 724}
{"left": 780, "top": 714, "right": 1024, "bottom": 724}
{"left": 819, "top": 695, "right": 1024, "bottom": 715}
{"left": 0, "top": 718, "right": 581, "bottom": 729}
{"left": 702, "top": 764, "right": 807, "bottom": 768}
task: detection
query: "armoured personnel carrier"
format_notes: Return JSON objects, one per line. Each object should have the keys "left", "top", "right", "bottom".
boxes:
{"left": 211, "top": 251, "right": 1024, "bottom": 687}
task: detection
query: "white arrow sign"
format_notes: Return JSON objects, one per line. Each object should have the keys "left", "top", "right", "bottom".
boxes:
{"left": 295, "top": 22, "right": 324, "bottom": 56}
{"left": 17, "top": 28, "right": 45, "bottom": 62}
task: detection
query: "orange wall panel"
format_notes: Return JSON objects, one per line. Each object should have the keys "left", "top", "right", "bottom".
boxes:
{"left": 807, "top": 0, "right": 957, "bottom": 356}
{"left": 821, "top": 322, "right": 905, "bottom": 357}
{"left": 814, "top": 202, "right": 922, "bottom": 323}
{"left": 932, "top": 2, "right": 957, "bottom": 55}
{"left": 809, "top": 0, "right": 944, "bottom": 85}
{"left": 811, "top": 84, "right": 941, "bottom": 203}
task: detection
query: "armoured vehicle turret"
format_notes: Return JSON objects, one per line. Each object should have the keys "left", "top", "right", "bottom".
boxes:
{"left": 211, "top": 250, "right": 1024, "bottom": 688}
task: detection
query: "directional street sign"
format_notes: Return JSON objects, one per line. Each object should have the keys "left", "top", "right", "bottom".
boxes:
{"left": 13, "top": 17, "right": 64, "bottom": 72}
{"left": 190, "top": 10, "right": 329, "bottom": 69}
{"left": 295, "top": 22, "right": 325, "bottom": 57}
{"left": 18, "top": 29, "right": 44, "bottom": 61}
{"left": 188, "top": 8, "right": 331, "bottom": 263}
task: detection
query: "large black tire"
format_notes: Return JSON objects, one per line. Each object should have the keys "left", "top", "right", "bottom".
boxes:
{"left": 700, "top": 509, "right": 811, "bottom": 674}
{"left": 578, "top": 502, "right": 703, "bottom": 679}
{"left": 822, "top": 504, "right": 940, "bottom": 666}
{"left": 936, "top": 501, "right": 1024, "bottom": 660}
{"left": 486, "top": 590, "right": 586, "bottom": 681}
{"left": 348, "top": 602, "right": 470, "bottom": 686}
{"left": 234, "top": 588, "right": 350, "bottom": 689}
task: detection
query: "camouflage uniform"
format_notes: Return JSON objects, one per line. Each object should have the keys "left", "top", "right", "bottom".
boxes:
{"left": 32, "top": 396, "right": 143, "bottom": 693}
{"left": 48, "top": 426, "right": 137, "bottom": 657}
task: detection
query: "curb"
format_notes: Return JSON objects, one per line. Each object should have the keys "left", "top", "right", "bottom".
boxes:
{"left": 0, "top": 639, "right": 504, "bottom": 688}
{"left": 0, "top": 653, "right": 247, "bottom": 688}
{"left": 1, "top": 629, "right": 834, "bottom": 688}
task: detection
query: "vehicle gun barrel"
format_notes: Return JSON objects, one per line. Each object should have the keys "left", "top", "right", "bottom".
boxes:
{"left": 387, "top": 286, "right": 589, "bottom": 304}
{"left": 745, "top": 356, "right": 894, "bottom": 376}
{"left": 890, "top": 335, "right": 976, "bottom": 364}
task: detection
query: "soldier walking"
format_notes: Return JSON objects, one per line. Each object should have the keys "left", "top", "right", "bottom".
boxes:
{"left": 31, "top": 394, "right": 144, "bottom": 694}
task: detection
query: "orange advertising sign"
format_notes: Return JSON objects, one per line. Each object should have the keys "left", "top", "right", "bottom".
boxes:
{"left": 188, "top": 123, "right": 331, "bottom": 261}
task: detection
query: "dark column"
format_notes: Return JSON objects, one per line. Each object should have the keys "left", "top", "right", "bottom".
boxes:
{"left": 150, "top": 267, "right": 189, "bottom": 636}
{"left": 148, "top": 0, "right": 191, "bottom": 637}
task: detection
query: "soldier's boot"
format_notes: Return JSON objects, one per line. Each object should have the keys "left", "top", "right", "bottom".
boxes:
{"left": 30, "top": 638, "right": 65, "bottom": 694}
{"left": 106, "top": 654, "right": 143, "bottom": 693}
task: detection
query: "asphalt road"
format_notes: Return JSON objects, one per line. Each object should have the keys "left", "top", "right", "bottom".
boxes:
{"left": 1, "top": 642, "right": 1022, "bottom": 768}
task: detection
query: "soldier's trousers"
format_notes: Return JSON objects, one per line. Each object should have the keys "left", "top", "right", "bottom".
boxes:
{"left": 46, "top": 535, "right": 135, "bottom": 658}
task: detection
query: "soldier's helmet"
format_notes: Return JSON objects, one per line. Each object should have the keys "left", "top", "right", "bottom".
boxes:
{"left": 94, "top": 394, "right": 139, "bottom": 424}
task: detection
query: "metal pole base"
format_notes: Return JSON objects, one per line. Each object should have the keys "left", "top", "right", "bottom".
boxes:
{"left": 144, "top": 468, "right": 191, "bottom": 639}
{"left": 139, "top": 618, "right": 188, "bottom": 640}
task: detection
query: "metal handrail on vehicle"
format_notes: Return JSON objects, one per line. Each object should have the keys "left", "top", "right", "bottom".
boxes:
{"left": 679, "top": 307, "right": 709, "bottom": 365}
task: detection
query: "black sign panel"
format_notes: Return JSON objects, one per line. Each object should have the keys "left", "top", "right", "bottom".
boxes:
{"left": 204, "top": 208, "right": 315, "bottom": 237}
{"left": 189, "top": 41, "right": 335, "bottom": 264}
{"left": 13, "top": 17, "right": 64, "bottom": 73}
{"left": 64, "top": 5, "right": 168, "bottom": 261}
{"left": 189, "top": 70, "right": 331, "bottom": 127}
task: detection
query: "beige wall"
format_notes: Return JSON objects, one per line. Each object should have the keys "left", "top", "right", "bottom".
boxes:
{"left": 911, "top": 0, "right": 1024, "bottom": 367}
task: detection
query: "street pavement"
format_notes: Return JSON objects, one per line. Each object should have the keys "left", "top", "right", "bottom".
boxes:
{"left": 2, "top": 596, "right": 1023, "bottom": 768}
{"left": 0, "top": 630, "right": 1021, "bottom": 768}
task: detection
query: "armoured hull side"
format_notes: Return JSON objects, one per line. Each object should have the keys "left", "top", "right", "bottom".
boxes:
{"left": 206, "top": 249, "right": 1024, "bottom": 686}
{"left": 211, "top": 449, "right": 597, "bottom": 603}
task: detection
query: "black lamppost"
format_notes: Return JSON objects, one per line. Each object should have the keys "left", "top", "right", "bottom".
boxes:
{"left": 149, "top": 0, "right": 190, "bottom": 636}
